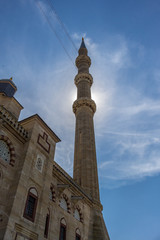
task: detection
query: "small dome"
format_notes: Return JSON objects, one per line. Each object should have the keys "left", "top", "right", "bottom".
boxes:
{"left": 0, "top": 79, "right": 17, "bottom": 97}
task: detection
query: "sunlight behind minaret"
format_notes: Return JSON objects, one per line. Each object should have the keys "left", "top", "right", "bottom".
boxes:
{"left": 92, "top": 91, "right": 101, "bottom": 107}
{"left": 92, "top": 88, "right": 113, "bottom": 122}
{"left": 92, "top": 90, "right": 108, "bottom": 111}
{"left": 70, "top": 90, "right": 76, "bottom": 102}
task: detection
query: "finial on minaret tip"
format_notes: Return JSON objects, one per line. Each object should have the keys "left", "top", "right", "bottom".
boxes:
{"left": 80, "top": 37, "right": 86, "bottom": 49}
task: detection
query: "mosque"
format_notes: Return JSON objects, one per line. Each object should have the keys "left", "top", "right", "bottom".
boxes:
{"left": 0, "top": 39, "right": 110, "bottom": 240}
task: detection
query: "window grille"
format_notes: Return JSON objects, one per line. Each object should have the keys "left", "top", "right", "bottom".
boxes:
{"left": 0, "top": 140, "right": 10, "bottom": 163}
{"left": 24, "top": 188, "right": 38, "bottom": 222}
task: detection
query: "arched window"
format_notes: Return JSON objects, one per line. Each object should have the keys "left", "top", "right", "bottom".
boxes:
{"left": 74, "top": 209, "right": 80, "bottom": 221}
{"left": 59, "top": 193, "right": 71, "bottom": 213}
{"left": 49, "top": 189, "right": 53, "bottom": 201}
{"left": 49, "top": 184, "right": 55, "bottom": 202}
{"left": 74, "top": 206, "right": 83, "bottom": 222}
{"left": 0, "top": 140, "right": 10, "bottom": 163}
{"left": 60, "top": 198, "right": 68, "bottom": 211}
{"left": 23, "top": 188, "right": 38, "bottom": 222}
{"left": 44, "top": 210, "right": 50, "bottom": 238}
{"left": 60, "top": 218, "right": 66, "bottom": 240}
{"left": 76, "top": 229, "right": 81, "bottom": 240}
{"left": 0, "top": 135, "right": 16, "bottom": 166}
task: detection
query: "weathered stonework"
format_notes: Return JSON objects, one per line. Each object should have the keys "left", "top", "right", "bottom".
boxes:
{"left": 74, "top": 73, "right": 93, "bottom": 87}
{"left": 73, "top": 39, "right": 110, "bottom": 240}
{"left": 73, "top": 98, "right": 96, "bottom": 114}
{"left": 0, "top": 39, "right": 110, "bottom": 240}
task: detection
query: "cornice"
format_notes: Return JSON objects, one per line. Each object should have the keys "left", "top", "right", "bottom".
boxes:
{"left": 0, "top": 105, "right": 28, "bottom": 140}
{"left": 53, "top": 161, "right": 93, "bottom": 206}
{"left": 19, "top": 114, "right": 61, "bottom": 143}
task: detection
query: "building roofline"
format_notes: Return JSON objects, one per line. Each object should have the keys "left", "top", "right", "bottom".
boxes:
{"left": 19, "top": 114, "right": 61, "bottom": 143}
{"left": 13, "top": 97, "right": 24, "bottom": 109}
{"left": 53, "top": 161, "right": 93, "bottom": 203}
{"left": 0, "top": 93, "right": 23, "bottom": 109}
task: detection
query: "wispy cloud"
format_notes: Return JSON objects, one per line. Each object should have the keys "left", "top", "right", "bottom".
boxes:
{"left": 76, "top": 35, "right": 160, "bottom": 188}
{"left": 1, "top": 28, "right": 160, "bottom": 189}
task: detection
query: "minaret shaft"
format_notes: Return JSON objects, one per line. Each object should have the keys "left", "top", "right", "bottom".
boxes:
{"left": 77, "top": 81, "right": 91, "bottom": 99}
{"left": 74, "top": 109, "right": 100, "bottom": 200}
{"left": 73, "top": 39, "right": 100, "bottom": 202}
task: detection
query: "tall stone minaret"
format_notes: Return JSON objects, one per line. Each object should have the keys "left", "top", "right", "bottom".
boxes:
{"left": 73, "top": 39, "right": 110, "bottom": 240}
{"left": 73, "top": 38, "right": 100, "bottom": 202}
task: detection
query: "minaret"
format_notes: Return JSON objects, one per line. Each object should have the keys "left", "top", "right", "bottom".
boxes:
{"left": 73, "top": 38, "right": 100, "bottom": 202}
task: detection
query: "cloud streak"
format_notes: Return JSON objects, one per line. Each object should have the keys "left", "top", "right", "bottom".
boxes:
{"left": 1, "top": 27, "right": 160, "bottom": 188}
{"left": 80, "top": 35, "right": 160, "bottom": 188}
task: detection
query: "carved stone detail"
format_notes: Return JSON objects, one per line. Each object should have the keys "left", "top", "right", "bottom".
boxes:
{"left": 15, "top": 223, "right": 38, "bottom": 240}
{"left": 74, "top": 73, "right": 93, "bottom": 86}
{"left": 37, "top": 132, "right": 50, "bottom": 153}
{"left": 59, "top": 193, "right": 71, "bottom": 213}
{"left": 76, "top": 55, "right": 91, "bottom": 68}
{"left": 73, "top": 98, "right": 96, "bottom": 114}
{"left": 0, "top": 105, "right": 28, "bottom": 140}
{"left": 0, "top": 135, "right": 16, "bottom": 167}
{"left": 71, "top": 196, "right": 83, "bottom": 205}
{"left": 73, "top": 205, "right": 83, "bottom": 222}
{"left": 57, "top": 184, "right": 70, "bottom": 196}
{"left": 50, "top": 184, "right": 56, "bottom": 202}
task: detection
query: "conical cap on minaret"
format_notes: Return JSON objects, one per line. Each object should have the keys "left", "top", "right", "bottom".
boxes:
{"left": 78, "top": 37, "right": 88, "bottom": 56}
{"left": 76, "top": 38, "right": 91, "bottom": 73}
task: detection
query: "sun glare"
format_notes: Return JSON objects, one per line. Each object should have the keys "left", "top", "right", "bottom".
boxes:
{"left": 92, "top": 91, "right": 102, "bottom": 107}
{"left": 70, "top": 90, "right": 77, "bottom": 102}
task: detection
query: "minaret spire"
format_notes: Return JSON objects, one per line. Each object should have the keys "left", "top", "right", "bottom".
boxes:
{"left": 73, "top": 38, "right": 100, "bottom": 202}
{"left": 80, "top": 37, "right": 86, "bottom": 49}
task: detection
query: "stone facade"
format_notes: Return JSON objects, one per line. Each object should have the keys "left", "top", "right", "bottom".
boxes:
{"left": 0, "top": 40, "right": 110, "bottom": 240}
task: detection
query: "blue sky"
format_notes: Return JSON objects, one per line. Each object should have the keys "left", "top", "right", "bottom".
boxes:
{"left": 0, "top": 0, "right": 160, "bottom": 239}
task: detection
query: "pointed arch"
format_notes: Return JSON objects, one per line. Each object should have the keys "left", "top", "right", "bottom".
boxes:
{"left": 59, "top": 218, "right": 66, "bottom": 240}
{"left": 59, "top": 193, "right": 71, "bottom": 213}
{"left": 75, "top": 228, "right": 81, "bottom": 240}
{"left": 74, "top": 205, "right": 83, "bottom": 222}
{"left": 0, "top": 135, "right": 15, "bottom": 166}
{"left": 23, "top": 187, "right": 38, "bottom": 222}
{"left": 49, "top": 184, "right": 56, "bottom": 202}
{"left": 60, "top": 217, "right": 66, "bottom": 226}
{"left": 74, "top": 209, "right": 80, "bottom": 221}
{"left": 60, "top": 198, "right": 67, "bottom": 211}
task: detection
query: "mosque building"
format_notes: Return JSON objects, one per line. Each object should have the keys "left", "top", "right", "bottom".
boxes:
{"left": 0, "top": 39, "right": 110, "bottom": 240}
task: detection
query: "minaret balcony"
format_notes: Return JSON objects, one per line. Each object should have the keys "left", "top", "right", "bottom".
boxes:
{"left": 73, "top": 97, "right": 96, "bottom": 114}
{"left": 74, "top": 73, "right": 93, "bottom": 87}
{"left": 75, "top": 55, "right": 91, "bottom": 69}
